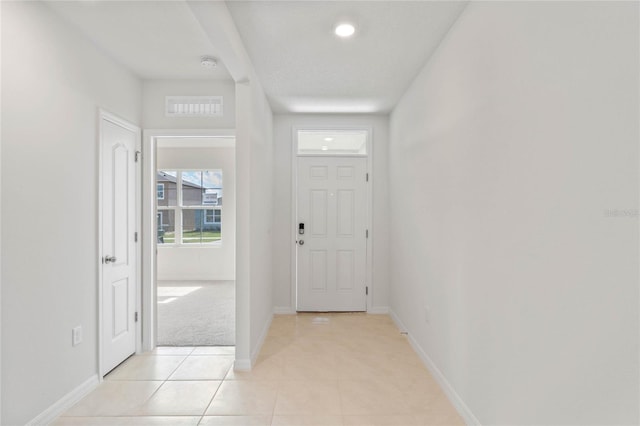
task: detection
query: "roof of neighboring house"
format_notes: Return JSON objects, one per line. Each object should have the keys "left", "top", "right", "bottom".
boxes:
{"left": 157, "top": 172, "right": 222, "bottom": 206}
{"left": 156, "top": 171, "right": 201, "bottom": 189}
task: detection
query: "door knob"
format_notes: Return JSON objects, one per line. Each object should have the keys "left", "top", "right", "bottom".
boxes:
{"left": 298, "top": 240, "right": 304, "bottom": 246}
{"left": 104, "top": 255, "right": 117, "bottom": 264}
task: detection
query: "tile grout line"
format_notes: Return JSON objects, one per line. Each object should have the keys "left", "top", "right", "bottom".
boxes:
{"left": 196, "top": 414, "right": 205, "bottom": 425}
{"left": 269, "top": 379, "right": 280, "bottom": 426}
{"left": 56, "top": 318, "right": 462, "bottom": 425}
{"left": 136, "top": 353, "right": 194, "bottom": 407}
{"left": 199, "top": 366, "right": 228, "bottom": 419}
{"left": 176, "top": 349, "right": 232, "bottom": 421}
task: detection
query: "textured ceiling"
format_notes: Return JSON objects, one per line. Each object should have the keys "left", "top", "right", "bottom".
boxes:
{"left": 46, "top": 1, "right": 232, "bottom": 80}
{"left": 45, "top": 1, "right": 467, "bottom": 113}
{"left": 226, "top": 1, "right": 467, "bottom": 113}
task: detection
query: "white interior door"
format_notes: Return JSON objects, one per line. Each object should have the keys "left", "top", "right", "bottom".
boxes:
{"left": 296, "top": 156, "right": 367, "bottom": 311}
{"left": 101, "top": 114, "right": 138, "bottom": 375}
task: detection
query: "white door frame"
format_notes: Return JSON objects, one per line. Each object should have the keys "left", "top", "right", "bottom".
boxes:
{"left": 97, "top": 109, "right": 142, "bottom": 378}
{"left": 290, "top": 126, "right": 374, "bottom": 312}
{"left": 141, "top": 129, "right": 236, "bottom": 352}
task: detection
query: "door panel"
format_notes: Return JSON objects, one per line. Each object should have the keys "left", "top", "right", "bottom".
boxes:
{"left": 296, "top": 156, "right": 367, "bottom": 311}
{"left": 310, "top": 166, "right": 328, "bottom": 179}
{"left": 101, "top": 116, "right": 138, "bottom": 376}
{"left": 310, "top": 250, "right": 328, "bottom": 291}
{"left": 336, "top": 250, "right": 354, "bottom": 291}
{"left": 112, "top": 278, "right": 130, "bottom": 337}
{"left": 337, "top": 190, "right": 355, "bottom": 236}
{"left": 113, "top": 145, "right": 130, "bottom": 263}
{"left": 311, "top": 190, "right": 328, "bottom": 236}
{"left": 337, "top": 166, "right": 354, "bottom": 180}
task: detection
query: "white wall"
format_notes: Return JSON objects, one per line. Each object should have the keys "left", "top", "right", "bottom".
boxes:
{"left": 389, "top": 2, "right": 639, "bottom": 424}
{"left": 173, "top": 1, "right": 276, "bottom": 369}
{"left": 1, "top": 2, "right": 142, "bottom": 425}
{"left": 0, "top": 2, "right": 3, "bottom": 422}
{"left": 234, "top": 78, "right": 275, "bottom": 366}
{"left": 156, "top": 146, "right": 236, "bottom": 281}
{"left": 143, "top": 79, "right": 235, "bottom": 130}
{"left": 242, "top": 80, "right": 275, "bottom": 364}
{"left": 0, "top": 1, "right": 3, "bottom": 421}
{"left": 272, "top": 114, "right": 390, "bottom": 313}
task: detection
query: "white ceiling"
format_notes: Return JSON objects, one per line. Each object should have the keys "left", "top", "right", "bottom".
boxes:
{"left": 226, "top": 1, "right": 467, "bottom": 113}
{"left": 45, "top": 1, "right": 467, "bottom": 114}
{"left": 46, "top": 1, "right": 232, "bottom": 80}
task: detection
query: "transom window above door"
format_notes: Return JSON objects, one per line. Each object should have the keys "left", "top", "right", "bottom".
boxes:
{"left": 297, "top": 130, "right": 368, "bottom": 156}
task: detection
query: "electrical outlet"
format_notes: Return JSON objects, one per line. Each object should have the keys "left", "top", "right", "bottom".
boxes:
{"left": 72, "top": 326, "right": 83, "bottom": 347}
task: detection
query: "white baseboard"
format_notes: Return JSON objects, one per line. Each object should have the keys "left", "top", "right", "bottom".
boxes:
{"left": 389, "top": 309, "right": 407, "bottom": 334}
{"left": 234, "top": 358, "right": 252, "bottom": 371}
{"left": 250, "top": 312, "right": 274, "bottom": 367}
{"left": 27, "top": 374, "right": 99, "bottom": 426}
{"left": 389, "top": 310, "right": 481, "bottom": 426}
{"left": 233, "top": 314, "right": 273, "bottom": 371}
{"left": 235, "top": 312, "right": 275, "bottom": 372}
{"left": 273, "top": 306, "right": 296, "bottom": 315}
{"left": 367, "top": 306, "right": 389, "bottom": 314}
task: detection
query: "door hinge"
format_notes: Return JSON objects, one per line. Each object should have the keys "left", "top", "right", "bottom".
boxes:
{"left": 366, "top": 286, "right": 369, "bottom": 295}
{"left": 134, "top": 232, "right": 138, "bottom": 242}
{"left": 366, "top": 229, "right": 369, "bottom": 238}
{"left": 135, "top": 312, "right": 139, "bottom": 322}
{"left": 135, "top": 151, "right": 141, "bottom": 163}
{"left": 366, "top": 173, "right": 369, "bottom": 182}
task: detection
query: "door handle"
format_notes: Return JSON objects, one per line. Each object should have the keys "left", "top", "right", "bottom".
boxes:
{"left": 104, "top": 255, "right": 117, "bottom": 264}
{"left": 298, "top": 240, "right": 304, "bottom": 246}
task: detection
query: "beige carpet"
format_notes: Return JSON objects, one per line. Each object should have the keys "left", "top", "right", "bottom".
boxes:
{"left": 157, "top": 280, "right": 235, "bottom": 346}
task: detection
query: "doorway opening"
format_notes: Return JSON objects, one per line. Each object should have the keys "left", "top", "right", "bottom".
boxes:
{"left": 292, "top": 128, "right": 373, "bottom": 312}
{"left": 142, "top": 131, "right": 236, "bottom": 352}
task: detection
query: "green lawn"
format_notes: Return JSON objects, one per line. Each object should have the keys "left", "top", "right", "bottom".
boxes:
{"left": 162, "top": 230, "right": 221, "bottom": 244}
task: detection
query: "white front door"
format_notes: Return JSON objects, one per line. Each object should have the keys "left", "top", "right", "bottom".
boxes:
{"left": 100, "top": 114, "right": 139, "bottom": 375}
{"left": 296, "top": 156, "right": 367, "bottom": 311}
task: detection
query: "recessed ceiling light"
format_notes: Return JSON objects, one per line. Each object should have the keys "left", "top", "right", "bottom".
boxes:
{"left": 321, "top": 146, "right": 329, "bottom": 151}
{"left": 335, "top": 23, "right": 355, "bottom": 38}
{"left": 324, "top": 137, "right": 334, "bottom": 142}
{"left": 200, "top": 56, "right": 217, "bottom": 69}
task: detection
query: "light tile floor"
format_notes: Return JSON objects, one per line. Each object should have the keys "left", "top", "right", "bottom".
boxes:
{"left": 54, "top": 314, "right": 464, "bottom": 426}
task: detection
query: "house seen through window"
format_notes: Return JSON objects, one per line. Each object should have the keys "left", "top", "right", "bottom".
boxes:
{"left": 156, "top": 170, "right": 223, "bottom": 245}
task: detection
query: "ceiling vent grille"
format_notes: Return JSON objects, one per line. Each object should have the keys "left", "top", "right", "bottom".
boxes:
{"left": 165, "top": 96, "right": 223, "bottom": 117}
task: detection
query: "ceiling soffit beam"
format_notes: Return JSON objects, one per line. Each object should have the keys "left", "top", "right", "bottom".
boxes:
{"left": 186, "top": 0, "right": 254, "bottom": 84}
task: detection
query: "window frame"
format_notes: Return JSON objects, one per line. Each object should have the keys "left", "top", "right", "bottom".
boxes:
{"left": 203, "top": 209, "right": 221, "bottom": 225}
{"left": 156, "top": 169, "right": 223, "bottom": 247}
{"left": 296, "top": 129, "right": 368, "bottom": 156}
{"left": 204, "top": 209, "right": 215, "bottom": 225}
{"left": 157, "top": 183, "right": 165, "bottom": 200}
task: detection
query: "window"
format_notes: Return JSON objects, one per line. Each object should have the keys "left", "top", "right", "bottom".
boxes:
{"left": 204, "top": 209, "right": 221, "bottom": 224}
{"left": 157, "top": 183, "right": 165, "bottom": 200}
{"left": 157, "top": 170, "right": 222, "bottom": 245}
{"left": 297, "top": 130, "right": 368, "bottom": 156}
{"left": 205, "top": 210, "right": 214, "bottom": 224}
{"left": 156, "top": 210, "right": 175, "bottom": 244}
